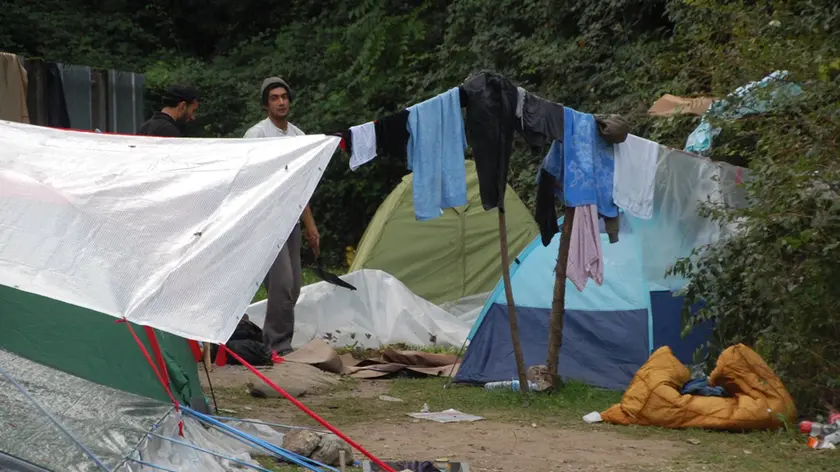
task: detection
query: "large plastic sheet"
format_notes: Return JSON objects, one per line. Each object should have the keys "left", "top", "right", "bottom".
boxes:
{"left": 628, "top": 147, "right": 750, "bottom": 291}
{"left": 0, "top": 349, "right": 171, "bottom": 471}
{"left": 0, "top": 349, "right": 289, "bottom": 472}
{"left": 122, "top": 413, "right": 285, "bottom": 472}
{"left": 245, "top": 269, "right": 472, "bottom": 348}
{"left": 0, "top": 120, "right": 338, "bottom": 343}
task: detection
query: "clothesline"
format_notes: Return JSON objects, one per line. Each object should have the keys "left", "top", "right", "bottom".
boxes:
{"left": 325, "top": 70, "right": 748, "bottom": 292}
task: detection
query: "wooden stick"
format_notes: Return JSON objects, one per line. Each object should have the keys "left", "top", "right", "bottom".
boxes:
{"left": 339, "top": 450, "right": 346, "bottom": 472}
{"left": 498, "top": 209, "right": 529, "bottom": 397}
{"left": 546, "top": 207, "right": 575, "bottom": 387}
{"left": 203, "top": 342, "right": 213, "bottom": 372}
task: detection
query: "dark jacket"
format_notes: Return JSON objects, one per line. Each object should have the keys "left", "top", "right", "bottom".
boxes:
{"left": 137, "top": 112, "right": 183, "bottom": 137}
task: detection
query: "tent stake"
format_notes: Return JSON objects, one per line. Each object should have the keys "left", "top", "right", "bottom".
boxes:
{"left": 546, "top": 207, "right": 575, "bottom": 389}
{"left": 497, "top": 209, "right": 530, "bottom": 399}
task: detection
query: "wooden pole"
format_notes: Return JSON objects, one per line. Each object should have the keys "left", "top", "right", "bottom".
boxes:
{"left": 546, "top": 207, "right": 575, "bottom": 387}
{"left": 497, "top": 209, "right": 530, "bottom": 397}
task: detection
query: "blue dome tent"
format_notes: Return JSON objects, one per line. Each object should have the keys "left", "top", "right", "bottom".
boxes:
{"left": 455, "top": 148, "right": 748, "bottom": 390}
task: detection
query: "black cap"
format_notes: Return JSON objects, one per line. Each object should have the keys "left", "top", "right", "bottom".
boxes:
{"left": 163, "top": 85, "right": 200, "bottom": 105}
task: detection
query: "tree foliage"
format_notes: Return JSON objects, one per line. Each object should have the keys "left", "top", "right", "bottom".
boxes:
{"left": 2, "top": 0, "right": 839, "bottom": 413}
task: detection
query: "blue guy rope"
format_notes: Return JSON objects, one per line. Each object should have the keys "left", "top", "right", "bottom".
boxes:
{"left": 0, "top": 364, "right": 112, "bottom": 472}
{"left": 195, "top": 413, "right": 335, "bottom": 472}
{"left": 190, "top": 412, "right": 335, "bottom": 472}
{"left": 208, "top": 415, "right": 329, "bottom": 433}
{"left": 181, "top": 405, "right": 331, "bottom": 472}
{"left": 147, "top": 432, "right": 275, "bottom": 472}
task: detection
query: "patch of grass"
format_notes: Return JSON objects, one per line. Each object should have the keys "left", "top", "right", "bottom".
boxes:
{"left": 385, "top": 377, "right": 621, "bottom": 426}
{"left": 334, "top": 343, "right": 462, "bottom": 360}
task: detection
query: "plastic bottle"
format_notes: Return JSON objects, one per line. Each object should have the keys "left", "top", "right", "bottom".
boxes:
{"left": 484, "top": 380, "right": 539, "bottom": 392}
{"left": 800, "top": 413, "right": 840, "bottom": 449}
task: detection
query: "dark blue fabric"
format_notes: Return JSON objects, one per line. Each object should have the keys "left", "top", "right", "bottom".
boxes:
{"left": 650, "top": 291, "right": 714, "bottom": 365}
{"left": 680, "top": 378, "right": 728, "bottom": 397}
{"left": 455, "top": 304, "right": 649, "bottom": 390}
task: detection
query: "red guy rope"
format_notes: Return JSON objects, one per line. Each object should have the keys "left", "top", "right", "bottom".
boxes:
{"left": 120, "top": 319, "right": 185, "bottom": 436}
{"left": 219, "top": 344, "right": 396, "bottom": 472}
{"left": 144, "top": 326, "right": 171, "bottom": 387}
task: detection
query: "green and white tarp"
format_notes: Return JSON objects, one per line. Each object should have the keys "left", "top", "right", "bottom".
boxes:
{"left": 0, "top": 119, "right": 340, "bottom": 470}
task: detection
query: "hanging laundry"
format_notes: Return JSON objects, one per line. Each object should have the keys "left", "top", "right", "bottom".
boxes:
{"left": 520, "top": 92, "right": 565, "bottom": 153}
{"left": 535, "top": 141, "right": 564, "bottom": 196}
{"left": 567, "top": 204, "right": 603, "bottom": 292}
{"left": 349, "top": 121, "right": 377, "bottom": 171}
{"left": 406, "top": 87, "right": 468, "bottom": 221}
{"left": 595, "top": 114, "right": 630, "bottom": 144}
{"left": 46, "top": 63, "right": 71, "bottom": 128}
{"left": 460, "top": 71, "right": 519, "bottom": 211}
{"left": 109, "top": 70, "right": 144, "bottom": 134}
{"left": 340, "top": 129, "right": 352, "bottom": 153}
{"left": 562, "top": 107, "right": 619, "bottom": 217}
{"left": 0, "top": 53, "right": 29, "bottom": 124}
{"left": 59, "top": 64, "right": 93, "bottom": 130}
{"left": 535, "top": 139, "right": 621, "bottom": 244}
{"left": 602, "top": 215, "right": 620, "bottom": 244}
{"left": 613, "top": 134, "right": 659, "bottom": 220}
{"left": 515, "top": 86, "right": 526, "bottom": 124}
{"left": 375, "top": 109, "right": 410, "bottom": 159}
{"left": 535, "top": 168, "right": 560, "bottom": 246}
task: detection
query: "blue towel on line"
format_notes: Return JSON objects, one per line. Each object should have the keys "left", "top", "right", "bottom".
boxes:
{"left": 562, "top": 107, "right": 618, "bottom": 217}
{"left": 406, "top": 88, "right": 468, "bottom": 221}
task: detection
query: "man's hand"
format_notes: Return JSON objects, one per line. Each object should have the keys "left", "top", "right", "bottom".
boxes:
{"left": 302, "top": 205, "right": 320, "bottom": 257}
{"left": 305, "top": 224, "right": 320, "bottom": 257}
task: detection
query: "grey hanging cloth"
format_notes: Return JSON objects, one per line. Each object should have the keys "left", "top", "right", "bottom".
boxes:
{"left": 45, "top": 63, "right": 71, "bottom": 128}
{"left": 109, "top": 70, "right": 144, "bottom": 134}
{"left": 59, "top": 64, "right": 93, "bottom": 130}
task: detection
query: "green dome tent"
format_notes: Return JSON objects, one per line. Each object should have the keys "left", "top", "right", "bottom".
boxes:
{"left": 349, "top": 160, "right": 539, "bottom": 305}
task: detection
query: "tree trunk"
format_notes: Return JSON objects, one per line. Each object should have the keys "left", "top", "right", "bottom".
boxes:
{"left": 546, "top": 207, "right": 575, "bottom": 387}
{"left": 498, "top": 210, "right": 529, "bottom": 397}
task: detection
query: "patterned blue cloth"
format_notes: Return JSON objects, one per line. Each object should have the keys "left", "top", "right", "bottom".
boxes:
{"left": 407, "top": 88, "right": 468, "bottom": 220}
{"left": 562, "top": 107, "right": 618, "bottom": 217}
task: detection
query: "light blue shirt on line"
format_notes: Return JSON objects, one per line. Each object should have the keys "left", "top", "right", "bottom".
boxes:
{"left": 406, "top": 87, "right": 468, "bottom": 221}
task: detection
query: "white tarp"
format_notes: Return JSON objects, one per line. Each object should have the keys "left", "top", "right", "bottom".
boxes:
{"left": 245, "top": 269, "right": 472, "bottom": 348}
{"left": 0, "top": 120, "right": 338, "bottom": 343}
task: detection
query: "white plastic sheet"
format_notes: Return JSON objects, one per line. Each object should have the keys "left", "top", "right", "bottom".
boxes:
{"left": 0, "top": 120, "right": 338, "bottom": 343}
{"left": 245, "top": 269, "right": 472, "bottom": 348}
{"left": 629, "top": 147, "right": 750, "bottom": 291}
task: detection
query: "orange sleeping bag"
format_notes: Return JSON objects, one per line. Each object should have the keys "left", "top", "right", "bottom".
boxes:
{"left": 601, "top": 344, "right": 796, "bottom": 430}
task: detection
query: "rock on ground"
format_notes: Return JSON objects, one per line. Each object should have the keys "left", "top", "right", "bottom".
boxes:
{"left": 282, "top": 430, "right": 322, "bottom": 457}
{"left": 311, "top": 433, "right": 355, "bottom": 466}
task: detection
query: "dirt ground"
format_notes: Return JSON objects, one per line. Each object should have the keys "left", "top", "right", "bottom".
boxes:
{"left": 201, "top": 366, "right": 688, "bottom": 471}
{"left": 202, "top": 364, "right": 837, "bottom": 472}
{"left": 341, "top": 421, "right": 682, "bottom": 472}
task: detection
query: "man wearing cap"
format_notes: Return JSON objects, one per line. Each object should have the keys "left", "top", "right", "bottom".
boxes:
{"left": 137, "top": 85, "right": 200, "bottom": 137}
{"left": 244, "top": 77, "right": 320, "bottom": 356}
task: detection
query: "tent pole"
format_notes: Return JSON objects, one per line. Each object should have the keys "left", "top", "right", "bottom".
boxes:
{"left": 546, "top": 207, "right": 575, "bottom": 388}
{"left": 497, "top": 209, "right": 530, "bottom": 398}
